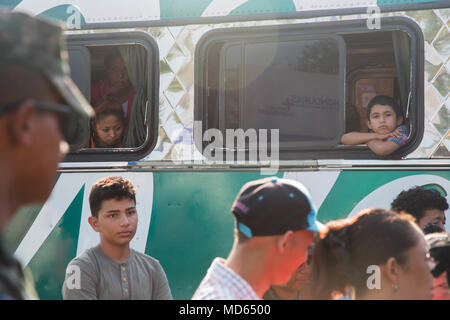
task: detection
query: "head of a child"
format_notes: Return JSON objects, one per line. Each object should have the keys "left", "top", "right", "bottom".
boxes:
{"left": 92, "top": 100, "right": 125, "bottom": 148}
{"left": 88, "top": 176, "right": 138, "bottom": 246}
{"left": 366, "top": 96, "right": 403, "bottom": 135}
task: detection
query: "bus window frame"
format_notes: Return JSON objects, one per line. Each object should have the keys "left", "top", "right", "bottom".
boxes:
{"left": 194, "top": 17, "right": 424, "bottom": 160}
{"left": 63, "top": 31, "right": 159, "bottom": 162}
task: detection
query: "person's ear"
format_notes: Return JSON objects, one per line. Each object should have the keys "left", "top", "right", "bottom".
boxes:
{"left": 366, "top": 119, "right": 373, "bottom": 130}
{"left": 88, "top": 216, "right": 100, "bottom": 232}
{"left": 384, "top": 257, "right": 400, "bottom": 292}
{"left": 10, "top": 100, "right": 37, "bottom": 146}
{"left": 277, "top": 230, "right": 294, "bottom": 254}
{"left": 396, "top": 114, "right": 403, "bottom": 126}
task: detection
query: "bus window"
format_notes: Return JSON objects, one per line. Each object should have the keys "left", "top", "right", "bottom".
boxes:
{"left": 196, "top": 18, "right": 423, "bottom": 159}
{"left": 89, "top": 45, "right": 147, "bottom": 149}
{"left": 65, "top": 32, "right": 159, "bottom": 161}
{"left": 220, "top": 36, "right": 345, "bottom": 149}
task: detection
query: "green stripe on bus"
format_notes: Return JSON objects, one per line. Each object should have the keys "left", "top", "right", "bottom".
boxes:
{"left": 318, "top": 171, "right": 450, "bottom": 223}
{"left": 160, "top": 0, "right": 212, "bottom": 19}
{"left": 229, "top": 0, "right": 296, "bottom": 16}
{"left": 26, "top": 184, "right": 85, "bottom": 300}
{"left": 145, "top": 171, "right": 283, "bottom": 299}
{"left": 378, "top": 0, "right": 437, "bottom": 5}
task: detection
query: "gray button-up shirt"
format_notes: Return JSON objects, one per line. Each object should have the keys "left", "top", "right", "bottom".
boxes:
{"left": 62, "top": 245, "right": 172, "bottom": 300}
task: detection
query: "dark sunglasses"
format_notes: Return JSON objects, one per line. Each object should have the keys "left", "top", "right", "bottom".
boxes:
{"left": 0, "top": 101, "right": 71, "bottom": 117}
{"left": 0, "top": 101, "right": 74, "bottom": 142}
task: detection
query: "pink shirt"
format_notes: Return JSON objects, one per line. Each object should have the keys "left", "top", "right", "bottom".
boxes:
{"left": 192, "top": 258, "right": 260, "bottom": 300}
{"left": 91, "top": 79, "right": 135, "bottom": 124}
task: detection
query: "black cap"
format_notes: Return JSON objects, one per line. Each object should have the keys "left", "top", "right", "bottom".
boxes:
{"left": 231, "top": 177, "right": 324, "bottom": 238}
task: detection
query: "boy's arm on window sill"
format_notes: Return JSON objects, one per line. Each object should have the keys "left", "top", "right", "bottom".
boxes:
{"left": 341, "top": 132, "right": 381, "bottom": 145}
{"left": 366, "top": 140, "right": 400, "bottom": 156}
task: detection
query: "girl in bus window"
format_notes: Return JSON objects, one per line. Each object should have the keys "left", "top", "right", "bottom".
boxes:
{"left": 90, "top": 99, "right": 125, "bottom": 148}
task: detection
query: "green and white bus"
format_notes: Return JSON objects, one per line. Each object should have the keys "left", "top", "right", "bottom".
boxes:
{"left": 2, "top": 0, "right": 449, "bottom": 299}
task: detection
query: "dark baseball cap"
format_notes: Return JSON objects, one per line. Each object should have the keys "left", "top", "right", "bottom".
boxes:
{"left": 0, "top": 10, "right": 94, "bottom": 146}
{"left": 231, "top": 177, "right": 325, "bottom": 238}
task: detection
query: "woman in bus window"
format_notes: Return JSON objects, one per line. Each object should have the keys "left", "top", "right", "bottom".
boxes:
{"left": 90, "top": 99, "right": 125, "bottom": 148}
{"left": 309, "top": 208, "right": 434, "bottom": 300}
{"left": 91, "top": 49, "right": 135, "bottom": 125}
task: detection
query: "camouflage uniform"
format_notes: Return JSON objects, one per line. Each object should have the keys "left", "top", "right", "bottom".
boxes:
{"left": 0, "top": 10, "right": 94, "bottom": 299}
{"left": 0, "top": 237, "right": 24, "bottom": 300}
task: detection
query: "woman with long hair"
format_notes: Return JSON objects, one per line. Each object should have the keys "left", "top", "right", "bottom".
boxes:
{"left": 309, "top": 208, "right": 434, "bottom": 300}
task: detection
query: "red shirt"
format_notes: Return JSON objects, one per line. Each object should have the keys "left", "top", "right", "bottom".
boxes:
{"left": 91, "top": 79, "right": 136, "bottom": 124}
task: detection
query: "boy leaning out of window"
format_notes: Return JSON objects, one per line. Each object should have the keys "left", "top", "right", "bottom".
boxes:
{"left": 341, "top": 95, "right": 408, "bottom": 156}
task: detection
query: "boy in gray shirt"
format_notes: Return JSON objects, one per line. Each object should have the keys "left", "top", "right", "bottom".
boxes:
{"left": 62, "top": 176, "right": 172, "bottom": 300}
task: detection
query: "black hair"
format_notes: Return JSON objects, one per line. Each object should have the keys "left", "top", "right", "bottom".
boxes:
{"left": 391, "top": 186, "right": 449, "bottom": 223}
{"left": 104, "top": 48, "right": 123, "bottom": 70}
{"left": 366, "top": 95, "right": 403, "bottom": 120}
{"left": 89, "top": 176, "right": 136, "bottom": 218}
{"left": 93, "top": 100, "right": 125, "bottom": 124}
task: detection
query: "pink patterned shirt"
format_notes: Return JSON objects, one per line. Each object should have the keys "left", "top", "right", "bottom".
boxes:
{"left": 192, "top": 258, "right": 260, "bottom": 300}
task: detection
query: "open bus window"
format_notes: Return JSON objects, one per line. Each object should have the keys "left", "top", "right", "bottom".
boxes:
{"left": 89, "top": 45, "right": 144, "bottom": 149}
{"left": 195, "top": 18, "right": 423, "bottom": 160}
{"left": 65, "top": 32, "right": 159, "bottom": 161}
{"left": 218, "top": 36, "right": 345, "bottom": 149}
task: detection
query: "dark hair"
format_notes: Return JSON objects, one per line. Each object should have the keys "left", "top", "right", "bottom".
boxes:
{"left": 309, "top": 208, "right": 420, "bottom": 299}
{"left": 391, "top": 186, "right": 449, "bottom": 223}
{"left": 104, "top": 49, "right": 123, "bottom": 70}
{"left": 366, "top": 95, "right": 403, "bottom": 120}
{"left": 89, "top": 176, "right": 136, "bottom": 218}
{"left": 93, "top": 99, "right": 125, "bottom": 125}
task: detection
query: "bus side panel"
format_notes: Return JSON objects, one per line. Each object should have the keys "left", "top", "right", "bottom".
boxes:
{"left": 6, "top": 170, "right": 449, "bottom": 299}
{"left": 145, "top": 171, "right": 283, "bottom": 299}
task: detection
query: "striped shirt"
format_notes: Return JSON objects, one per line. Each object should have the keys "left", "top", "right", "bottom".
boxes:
{"left": 387, "top": 125, "right": 408, "bottom": 145}
{"left": 192, "top": 258, "right": 260, "bottom": 300}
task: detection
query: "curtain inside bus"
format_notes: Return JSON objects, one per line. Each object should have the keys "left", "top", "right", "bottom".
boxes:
{"left": 392, "top": 31, "right": 411, "bottom": 119}
{"left": 120, "top": 45, "right": 148, "bottom": 148}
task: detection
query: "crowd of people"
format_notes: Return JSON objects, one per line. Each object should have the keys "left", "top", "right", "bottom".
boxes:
{"left": 58, "top": 175, "right": 450, "bottom": 301}
{"left": 0, "top": 10, "right": 449, "bottom": 301}
{"left": 190, "top": 179, "right": 449, "bottom": 300}
{"left": 59, "top": 175, "right": 449, "bottom": 301}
